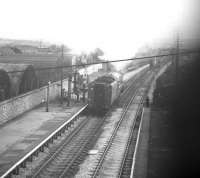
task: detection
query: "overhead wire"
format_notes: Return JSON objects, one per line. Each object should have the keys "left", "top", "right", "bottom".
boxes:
{"left": 4, "top": 50, "right": 200, "bottom": 74}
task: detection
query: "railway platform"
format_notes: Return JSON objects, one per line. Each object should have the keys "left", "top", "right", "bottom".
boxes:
{"left": 0, "top": 100, "right": 86, "bottom": 176}
{"left": 133, "top": 105, "right": 173, "bottom": 178}
{"left": 135, "top": 57, "right": 200, "bottom": 178}
{"left": 131, "top": 64, "right": 173, "bottom": 178}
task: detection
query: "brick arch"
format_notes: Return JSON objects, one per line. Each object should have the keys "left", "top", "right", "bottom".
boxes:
{"left": 0, "top": 69, "right": 11, "bottom": 101}
{"left": 19, "top": 65, "right": 38, "bottom": 94}
{"left": 0, "top": 63, "right": 39, "bottom": 97}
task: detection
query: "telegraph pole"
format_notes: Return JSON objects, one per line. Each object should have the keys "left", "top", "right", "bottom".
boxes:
{"left": 68, "top": 74, "right": 72, "bottom": 106}
{"left": 46, "top": 81, "right": 51, "bottom": 112}
{"left": 60, "top": 45, "right": 64, "bottom": 104}
{"left": 175, "top": 32, "right": 179, "bottom": 86}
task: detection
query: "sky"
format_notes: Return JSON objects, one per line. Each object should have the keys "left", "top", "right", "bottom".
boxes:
{"left": 0, "top": 0, "right": 197, "bottom": 64}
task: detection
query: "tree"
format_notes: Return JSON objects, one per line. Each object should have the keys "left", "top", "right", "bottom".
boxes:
{"left": 94, "top": 48, "right": 104, "bottom": 56}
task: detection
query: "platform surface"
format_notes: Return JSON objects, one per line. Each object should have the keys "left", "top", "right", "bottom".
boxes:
{"left": 0, "top": 101, "right": 85, "bottom": 176}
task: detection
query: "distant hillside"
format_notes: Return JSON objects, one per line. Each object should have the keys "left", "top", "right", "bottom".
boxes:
{"left": 0, "top": 38, "right": 71, "bottom": 55}
{"left": 0, "top": 38, "right": 44, "bottom": 47}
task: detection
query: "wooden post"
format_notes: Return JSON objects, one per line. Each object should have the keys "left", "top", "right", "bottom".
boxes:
{"left": 67, "top": 76, "right": 71, "bottom": 106}
{"left": 46, "top": 81, "right": 50, "bottom": 112}
{"left": 60, "top": 45, "right": 64, "bottom": 104}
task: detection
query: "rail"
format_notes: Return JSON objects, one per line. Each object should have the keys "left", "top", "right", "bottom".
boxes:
{"left": 130, "top": 107, "right": 144, "bottom": 178}
{"left": 0, "top": 104, "right": 88, "bottom": 178}
{"left": 117, "top": 98, "right": 144, "bottom": 178}
{"left": 91, "top": 70, "right": 153, "bottom": 177}
{"left": 91, "top": 84, "right": 141, "bottom": 177}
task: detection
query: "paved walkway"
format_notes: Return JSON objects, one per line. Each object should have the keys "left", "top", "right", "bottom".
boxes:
{"left": 0, "top": 100, "right": 86, "bottom": 176}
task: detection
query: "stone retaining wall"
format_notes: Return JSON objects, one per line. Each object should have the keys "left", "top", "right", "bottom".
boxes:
{"left": 0, "top": 79, "right": 68, "bottom": 125}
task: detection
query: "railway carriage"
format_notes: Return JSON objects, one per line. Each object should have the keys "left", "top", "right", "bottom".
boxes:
{"left": 88, "top": 64, "right": 150, "bottom": 113}
{"left": 88, "top": 73, "right": 121, "bottom": 112}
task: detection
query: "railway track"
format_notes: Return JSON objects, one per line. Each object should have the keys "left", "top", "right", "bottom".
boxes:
{"left": 119, "top": 76, "right": 153, "bottom": 178}
{"left": 119, "top": 71, "right": 148, "bottom": 107}
{"left": 1, "top": 68, "right": 153, "bottom": 178}
{"left": 90, "top": 71, "right": 154, "bottom": 178}
{"left": 29, "top": 73, "right": 149, "bottom": 178}
{"left": 0, "top": 105, "right": 88, "bottom": 178}
{"left": 31, "top": 116, "right": 104, "bottom": 178}
{"left": 118, "top": 106, "right": 143, "bottom": 178}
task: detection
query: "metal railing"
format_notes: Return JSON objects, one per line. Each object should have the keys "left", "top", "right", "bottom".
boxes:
{"left": 0, "top": 104, "right": 88, "bottom": 178}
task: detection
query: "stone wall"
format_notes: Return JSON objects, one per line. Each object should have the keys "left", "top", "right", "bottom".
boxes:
{"left": 0, "top": 79, "right": 67, "bottom": 125}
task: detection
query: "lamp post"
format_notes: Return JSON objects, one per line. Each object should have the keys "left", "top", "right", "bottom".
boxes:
{"left": 67, "top": 75, "right": 72, "bottom": 106}
{"left": 46, "top": 81, "right": 51, "bottom": 112}
{"left": 60, "top": 45, "right": 64, "bottom": 104}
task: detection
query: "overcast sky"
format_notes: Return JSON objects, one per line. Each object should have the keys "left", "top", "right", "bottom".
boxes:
{"left": 0, "top": 0, "right": 197, "bottom": 61}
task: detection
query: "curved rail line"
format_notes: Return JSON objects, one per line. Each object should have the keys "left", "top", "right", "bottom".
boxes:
{"left": 31, "top": 115, "right": 106, "bottom": 178}
{"left": 91, "top": 81, "right": 147, "bottom": 177}
{"left": 1, "top": 68, "right": 151, "bottom": 178}
{"left": 118, "top": 79, "right": 153, "bottom": 178}
{"left": 32, "top": 115, "right": 91, "bottom": 177}
{"left": 117, "top": 101, "right": 144, "bottom": 178}
{"left": 129, "top": 108, "right": 145, "bottom": 178}
{"left": 118, "top": 73, "right": 153, "bottom": 178}
{"left": 91, "top": 71, "right": 153, "bottom": 178}
{"left": 0, "top": 104, "right": 88, "bottom": 178}
{"left": 30, "top": 72, "right": 148, "bottom": 178}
